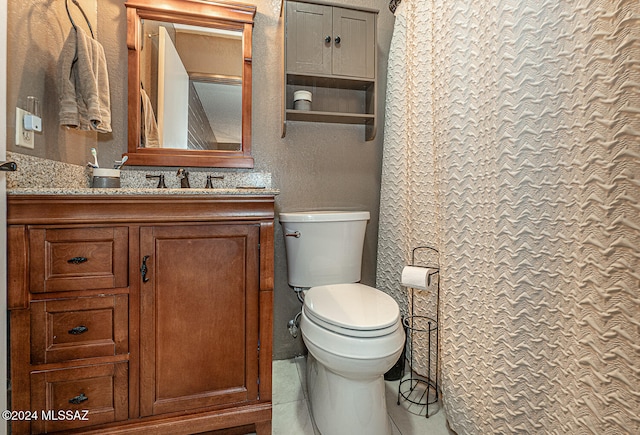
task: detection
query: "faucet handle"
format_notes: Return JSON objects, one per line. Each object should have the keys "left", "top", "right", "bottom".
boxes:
{"left": 205, "top": 174, "right": 224, "bottom": 188}
{"left": 146, "top": 174, "right": 167, "bottom": 188}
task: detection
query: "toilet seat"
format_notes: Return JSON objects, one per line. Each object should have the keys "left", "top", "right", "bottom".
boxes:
{"left": 304, "top": 283, "right": 401, "bottom": 338}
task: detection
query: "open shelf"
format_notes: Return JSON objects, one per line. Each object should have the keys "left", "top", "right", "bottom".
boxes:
{"left": 284, "top": 72, "right": 376, "bottom": 139}
{"left": 285, "top": 109, "right": 374, "bottom": 124}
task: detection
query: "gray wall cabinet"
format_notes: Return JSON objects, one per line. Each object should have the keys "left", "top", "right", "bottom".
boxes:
{"left": 282, "top": 0, "right": 378, "bottom": 140}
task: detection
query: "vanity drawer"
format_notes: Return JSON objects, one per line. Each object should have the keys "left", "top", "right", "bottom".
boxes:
{"left": 31, "top": 295, "right": 128, "bottom": 364}
{"left": 29, "top": 227, "right": 128, "bottom": 293}
{"left": 30, "top": 362, "right": 129, "bottom": 434}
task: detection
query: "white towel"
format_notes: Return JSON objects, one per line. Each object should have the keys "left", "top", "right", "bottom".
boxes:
{"left": 59, "top": 27, "right": 112, "bottom": 133}
{"left": 140, "top": 87, "right": 160, "bottom": 148}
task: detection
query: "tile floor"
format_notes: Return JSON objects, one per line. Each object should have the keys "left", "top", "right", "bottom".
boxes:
{"left": 270, "top": 357, "right": 455, "bottom": 435}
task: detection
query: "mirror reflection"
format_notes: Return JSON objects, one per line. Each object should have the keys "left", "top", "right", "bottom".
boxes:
{"left": 139, "top": 20, "right": 243, "bottom": 151}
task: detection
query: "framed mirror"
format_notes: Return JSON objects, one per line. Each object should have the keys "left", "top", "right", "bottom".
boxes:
{"left": 125, "top": 0, "right": 256, "bottom": 168}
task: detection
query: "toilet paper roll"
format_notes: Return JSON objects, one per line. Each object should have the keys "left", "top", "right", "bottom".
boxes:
{"left": 401, "top": 266, "right": 436, "bottom": 290}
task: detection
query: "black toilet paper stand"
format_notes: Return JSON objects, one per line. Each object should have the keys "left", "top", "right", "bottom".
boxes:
{"left": 397, "top": 246, "right": 440, "bottom": 418}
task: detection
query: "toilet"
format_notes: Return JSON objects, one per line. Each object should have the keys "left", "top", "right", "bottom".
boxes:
{"left": 280, "top": 211, "right": 405, "bottom": 435}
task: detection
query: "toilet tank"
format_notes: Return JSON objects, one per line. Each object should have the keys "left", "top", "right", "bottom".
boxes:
{"left": 280, "top": 211, "right": 370, "bottom": 288}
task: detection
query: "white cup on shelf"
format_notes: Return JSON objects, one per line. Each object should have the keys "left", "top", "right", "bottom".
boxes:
{"left": 293, "top": 90, "right": 312, "bottom": 111}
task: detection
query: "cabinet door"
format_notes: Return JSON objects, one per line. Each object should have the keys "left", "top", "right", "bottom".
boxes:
{"left": 286, "top": 1, "right": 333, "bottom": 75}
{"left": 332, "top": 7, "right": 375, "bottom": 78}
{"left": 139, "top": 224, "right": 260, "bottom": 417}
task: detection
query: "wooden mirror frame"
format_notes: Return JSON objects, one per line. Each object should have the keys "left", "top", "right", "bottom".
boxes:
{"left": 125, "top": 0, "right": 256, "bottom": 168}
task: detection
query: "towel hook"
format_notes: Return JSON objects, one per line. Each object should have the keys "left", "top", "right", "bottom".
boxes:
{"left": 65, "top": 0, "right": 95, "bottom": 39}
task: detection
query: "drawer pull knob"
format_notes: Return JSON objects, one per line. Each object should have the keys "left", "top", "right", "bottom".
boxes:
{"left": 69, "top": 393, "right": 88, "bottom": 405}
{"left": 68, "top": 256, "right": 88, "bottom": 264}
{"left": 68, "top": 325, "right": 89, "bottom": 335}
{"left": 141, "top": 255, "right": 150, "bottom": 283}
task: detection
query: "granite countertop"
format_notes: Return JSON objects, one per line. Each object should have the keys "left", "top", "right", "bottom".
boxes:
{"left": 8, "top": 187, "right": 279, "bottom": 196}
{"left": 6, "top": 152, "right": 278, "bottom": 196}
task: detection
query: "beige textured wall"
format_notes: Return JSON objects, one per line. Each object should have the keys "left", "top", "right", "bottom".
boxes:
{"left": 6, "top": 0, "right": 394, "bottom": 359}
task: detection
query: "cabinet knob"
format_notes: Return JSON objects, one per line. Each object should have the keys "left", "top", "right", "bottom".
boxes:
{"left": 335, "top": 36, "right": 341, "bottom": 44}
{"left": 68, "top": 256, "right": 88, "bottom": 264}
{"left": 324, "top": 36, "right": 331, "bottom": 43}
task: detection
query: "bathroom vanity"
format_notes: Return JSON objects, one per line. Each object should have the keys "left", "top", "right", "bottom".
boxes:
{"left": 6, "top": 191, "right": 275, "bottom": 434}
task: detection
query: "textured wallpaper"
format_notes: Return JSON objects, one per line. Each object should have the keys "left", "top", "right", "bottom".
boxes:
{"left": 377, "top": 0, "right": 640, "bottom": 433}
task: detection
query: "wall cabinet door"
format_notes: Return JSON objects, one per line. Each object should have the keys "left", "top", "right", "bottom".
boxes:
{"left": 139, "top": 224, "right": 260, "bottom": 417}
{"left": 286, "top": 1, "right": 332, "bottom": 75}
{"left": 286, "top": 1, "right": 375, "bottom": 79}
{"left": 331, "top": 6, "right": 375, "bottom": 79}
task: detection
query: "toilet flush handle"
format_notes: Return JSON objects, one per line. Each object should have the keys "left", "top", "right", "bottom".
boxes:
{"left": 285, "top": 231, "right": 301, "bottom": 238}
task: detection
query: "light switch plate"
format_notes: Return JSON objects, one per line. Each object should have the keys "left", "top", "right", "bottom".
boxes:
{"left": 16, "top": 107, "right": 34, "bottom": 149}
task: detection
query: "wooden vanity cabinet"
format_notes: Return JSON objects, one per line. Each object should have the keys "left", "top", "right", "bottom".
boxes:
{"left": 7, "top": 194, "right": 275, "bottom": 435}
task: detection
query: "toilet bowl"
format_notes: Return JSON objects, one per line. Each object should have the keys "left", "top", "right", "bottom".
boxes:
{"left": 280, "top": 211, "right": 405, "bottom": 435}
{"left": 301, "top": 285, "right": 405, "bottom": 435}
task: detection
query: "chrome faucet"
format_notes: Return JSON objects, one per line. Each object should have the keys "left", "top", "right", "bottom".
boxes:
{"left": 176, "top": 168, "right": 190, "bottom": 188}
